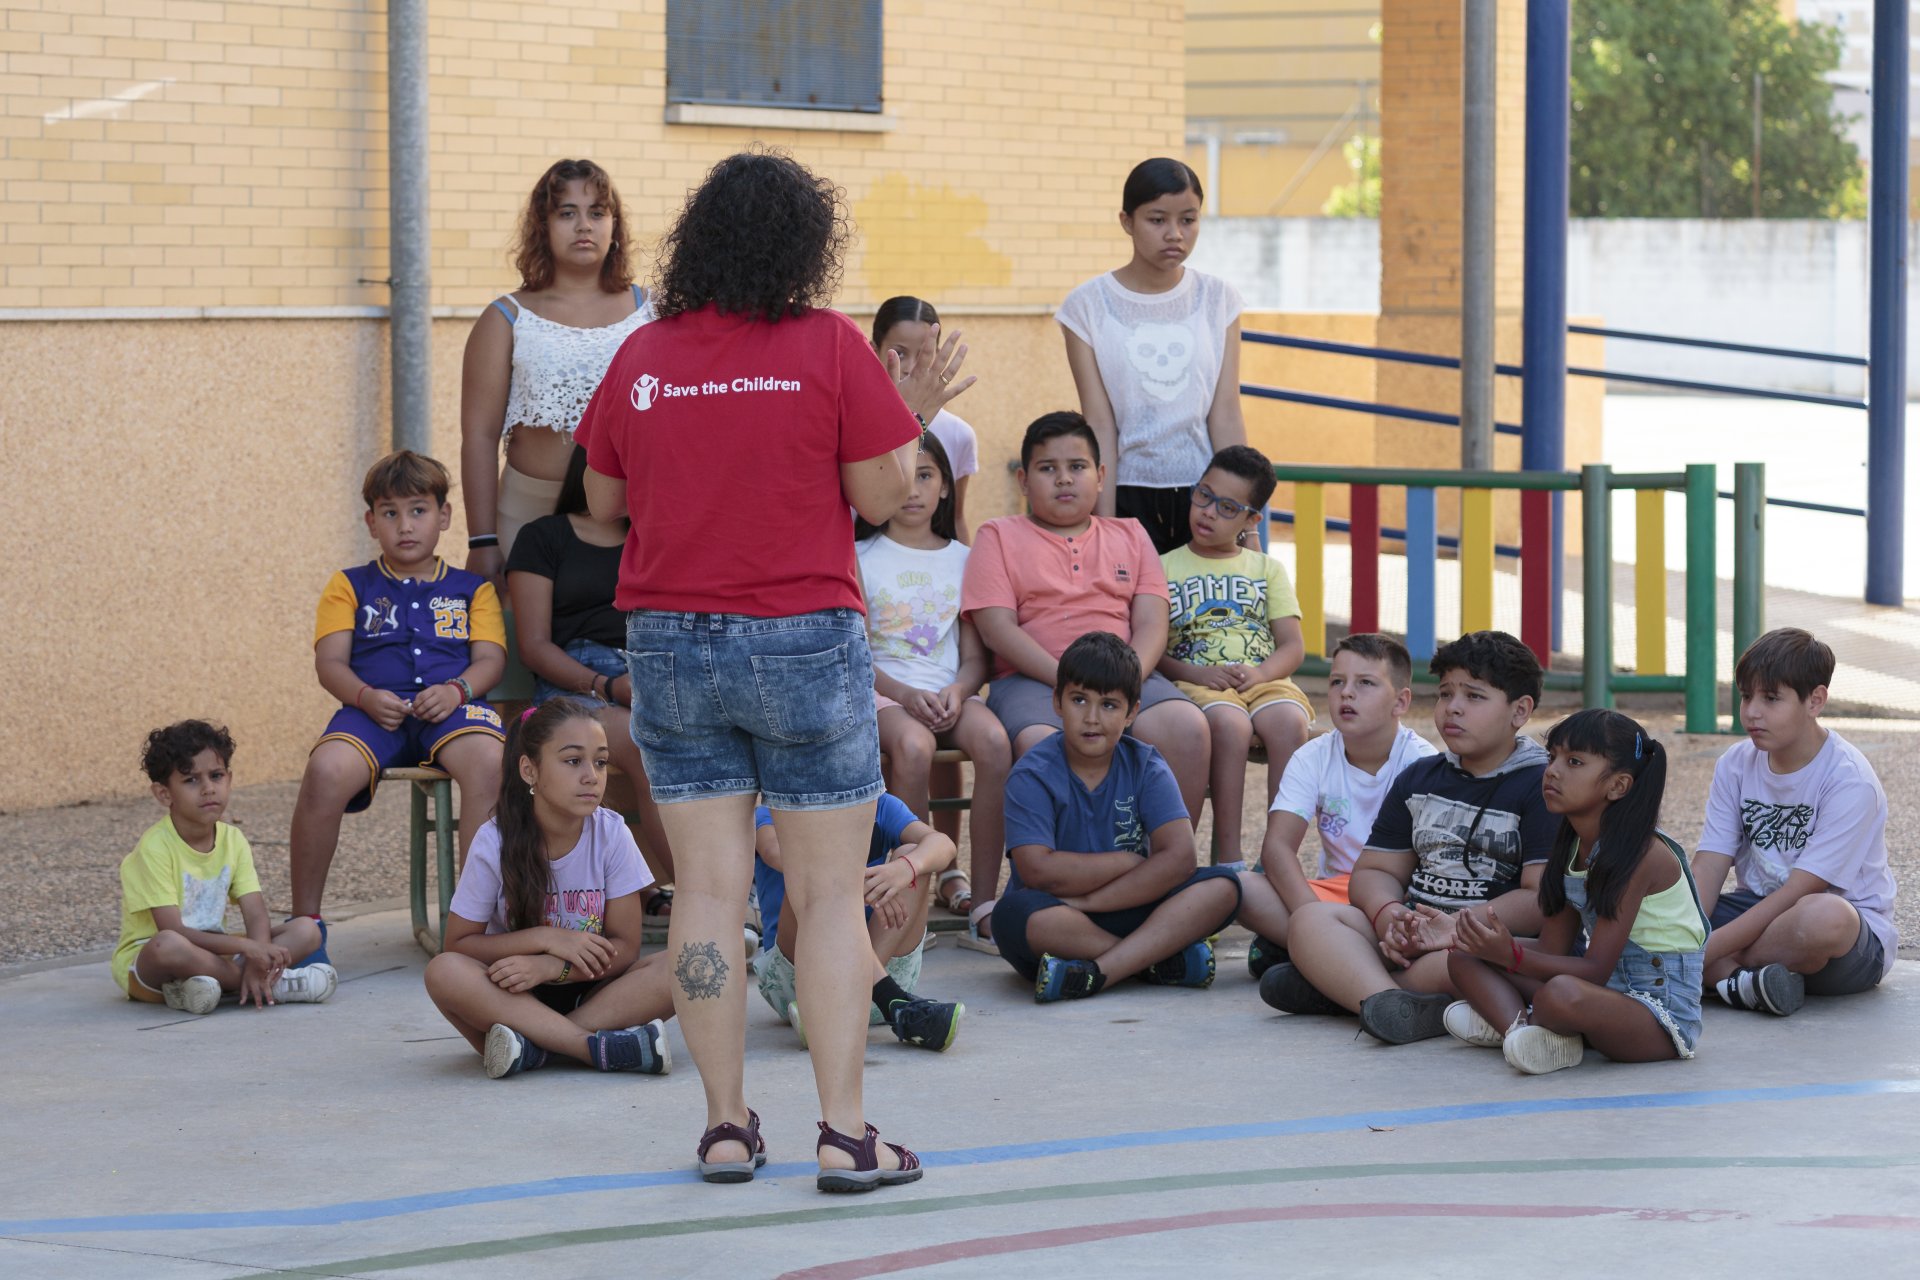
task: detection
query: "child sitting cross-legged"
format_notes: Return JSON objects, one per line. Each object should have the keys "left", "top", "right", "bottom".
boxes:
{"left": 992, "top": 631, "right": 1243, "bottom": 1002}
{"left": 1266, "top": 631, "right": 1556, "bottom": 1044}
{"left": 1157, "top": 444, "right": 1311, "bottom": 867}
{"left": 423, "top": 698, "right": 674, "bottom": 1079}
{"left": 1445, "top": 710, "right": 1709, "bottom": 1074}
{"left": 753, "top": 796, "right": 966, "bottom": 1052}
{"left": 116, "top": 721, "right": 335, "bottom": 1014}
{"left": 1233, "top": 633, "right": 1437, "bottom": 979}
{"left": 1693, "top": 628, "right": 1899, "bottom": 1015}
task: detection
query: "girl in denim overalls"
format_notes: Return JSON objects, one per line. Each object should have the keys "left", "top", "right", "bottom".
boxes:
{"left": 1444, "top": 709, "right": 1710, "bottom": 1074}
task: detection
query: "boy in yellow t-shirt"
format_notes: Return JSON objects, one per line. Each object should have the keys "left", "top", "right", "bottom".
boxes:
{"left": 116, "top": 721, "right": 335, "bottom": 1014}
{"left": 1158, "top": 445, "right": 1312, "bottom": 867}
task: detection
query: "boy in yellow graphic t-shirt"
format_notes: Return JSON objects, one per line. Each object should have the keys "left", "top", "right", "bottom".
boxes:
{"left": 115, "top": 721, "right": 335, "bottom": 1015}
{"left": 1157, "top": 445, "right": 1312, "bottom": 865}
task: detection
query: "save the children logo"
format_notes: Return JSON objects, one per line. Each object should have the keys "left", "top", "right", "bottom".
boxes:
{"left": 632, "top": 372, "right": 801, "bottom": 411}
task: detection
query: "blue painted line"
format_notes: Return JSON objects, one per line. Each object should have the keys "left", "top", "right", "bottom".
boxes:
{"left": 5, "top": 1078, "right": 1915, "bottom": 1236}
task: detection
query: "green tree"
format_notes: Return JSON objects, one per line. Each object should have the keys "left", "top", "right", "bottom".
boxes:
{"left": 1322, "top": 134, "right": 1381, "bottom": 218}
{"left": 1571, "top": 0, "right": 1863, "bottom": 217}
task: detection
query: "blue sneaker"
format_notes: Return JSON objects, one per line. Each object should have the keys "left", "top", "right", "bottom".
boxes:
{"left": 1143, "top": 940, "right": 1216, "bottom": 989}
{"left": 586, "top": 1019, "right": 671, "bottom": 1075}
{"left": 483, "top": 1024, "right": 549, "bottom": 1079}
{"left": 1033, "top": 954, "right": 1105, "bottom": 1003}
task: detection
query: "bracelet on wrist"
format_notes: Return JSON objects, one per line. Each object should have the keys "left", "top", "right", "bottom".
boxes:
{"left": 354, "top": 685, "right": 373, "bottom": 710}
{"left": 451, "top": 676, "right": 474, "bottom": 704}
{"left": 550, "top": 960, "right": 572, "bottom": 985}
{"left": 1508, "top": 939, "right": 1524, "bottom": 973}
{"left": 467, "top": 534, "right": 499, "bottom": 548}
{"left": 1369, "top": 900, "right": 1400, "bottom": 932}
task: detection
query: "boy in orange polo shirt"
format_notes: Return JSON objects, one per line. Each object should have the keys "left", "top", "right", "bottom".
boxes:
{"left": 962, "top": 412, "right": 1212, "bottom": 943}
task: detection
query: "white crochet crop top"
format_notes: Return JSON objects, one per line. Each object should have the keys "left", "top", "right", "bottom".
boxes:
{"left": 494, "top": 284, "right": 653, "bottom": 439}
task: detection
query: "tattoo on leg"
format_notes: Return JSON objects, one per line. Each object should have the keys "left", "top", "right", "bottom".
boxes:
{"left": 674, "top": 941, "right": 730, "bottom": 1000}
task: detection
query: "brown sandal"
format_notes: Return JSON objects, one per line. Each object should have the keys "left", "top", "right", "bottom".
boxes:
{"left": 815, "top": 1121, "right": 923, "bottom": 1194}
{"left": 696, "top": 1107, "right": 767, "bottom": 1183}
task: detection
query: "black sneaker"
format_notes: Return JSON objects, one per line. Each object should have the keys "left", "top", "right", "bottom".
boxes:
{"left": 1715, "top": 964, "right": 1805, "bottom": 1016}
{"left": 1034, "top": 954, "right": 1106, "bottom": 1003}
{"left": 888, "top": 997, "right": 965, "bottom": 1051}
{"left": 1358, "top": 989, "right": 1452, "bottom": 1044}
{"left": 1246, "top": 935, "right": 1287, "bottom": 980}
{"left": 1257, "top": 962, "right": 1346, "bottom": 1015}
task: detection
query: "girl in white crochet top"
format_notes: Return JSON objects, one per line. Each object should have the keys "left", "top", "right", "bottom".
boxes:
{"left": 460, "top": 159, "right": 653, "bottom": 583}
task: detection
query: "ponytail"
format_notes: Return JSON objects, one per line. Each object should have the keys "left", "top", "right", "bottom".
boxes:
{"left": 495, "top": 697, "right": 599, "bottom": 931}
{"left": 1537, "top": 709, "right": 1669, "bottom": 921}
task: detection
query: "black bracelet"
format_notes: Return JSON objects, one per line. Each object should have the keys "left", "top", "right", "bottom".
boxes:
{"left": 467, "top": 534, "right": 499, "bottom": 548}
{"left": 912, "top": 411, "right": 928, "bottom": 428}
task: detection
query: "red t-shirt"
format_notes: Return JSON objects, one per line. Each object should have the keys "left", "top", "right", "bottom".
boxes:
{"left": 578, "top": 306, "right": 921, "bottom": 616}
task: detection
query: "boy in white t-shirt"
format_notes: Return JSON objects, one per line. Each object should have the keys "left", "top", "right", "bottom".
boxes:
{"left": 1693, "top": 628, "right": 1899, "bottom": 1016}
{"left": 1233, "top": 633, "right": 1436, "bottom": 978}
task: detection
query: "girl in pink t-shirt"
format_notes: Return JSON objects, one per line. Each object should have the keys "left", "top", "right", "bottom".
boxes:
{"left": 855, "top": 432, "right": 1011, "bottom": 947}
{"left": 424, "top": 698, "right": 675, "bottom": 1079}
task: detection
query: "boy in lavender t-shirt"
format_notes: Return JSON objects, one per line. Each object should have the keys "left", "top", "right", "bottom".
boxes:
{"left": 1694, "top": 629, "right": 1899, "bottom": 1017}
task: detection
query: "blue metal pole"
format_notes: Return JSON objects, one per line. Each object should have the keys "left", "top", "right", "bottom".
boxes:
{"left": 1524, "top": 0, "right": 1570, "bottom": 646}
{"left": 1868, "top": 0, "right": 1908, "bottom": 606}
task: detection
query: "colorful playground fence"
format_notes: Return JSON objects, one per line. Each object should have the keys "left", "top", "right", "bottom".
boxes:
{"left": 1270, "top": 462, "right": 1767, "bottom": 734}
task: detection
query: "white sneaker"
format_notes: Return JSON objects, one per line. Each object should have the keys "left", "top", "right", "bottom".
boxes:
{"left": 787, "top": 1000, "right": 809, "bottom": 1049}
{"left": 161, "top": 975, "right": 222, "bottom": 1015}
{"left": 272, "top": 963, "right": 337, "bottom": 1004}
{"left": 1443, "top": 1000, "right": 1505, "bottom": 1048}
{"left": 1503, "top": 1024, "right": 1585, "bottom": 1074}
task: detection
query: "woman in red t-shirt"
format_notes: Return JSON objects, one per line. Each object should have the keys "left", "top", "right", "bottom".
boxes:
{"left": 579, "top": 150, "right": 971, "bottom": 1193}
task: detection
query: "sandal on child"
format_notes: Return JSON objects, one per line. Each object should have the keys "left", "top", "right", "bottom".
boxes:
{"left": 956, "top": 898, "right": 999, "bottom": 955}
{"left": 935, "top": 869, "right": 972, "bottom": 915}
{"left": 815, "top": 1121, "right": 923, "bottom": 1194}
{"left": 696, "top": 1108, "right": 768, "bottom": 1183}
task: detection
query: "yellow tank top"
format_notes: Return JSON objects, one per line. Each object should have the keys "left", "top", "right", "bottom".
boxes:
{"left": 1566, "top": 831, "right": 1709, "bottom": 954}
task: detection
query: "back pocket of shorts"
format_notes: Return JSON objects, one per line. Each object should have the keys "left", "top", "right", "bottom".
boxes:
{"left": 624, "top": 650, "right": 679, "bottom": 746}
{"left": 750, "top": 645, "right": 856, "bottom": 745}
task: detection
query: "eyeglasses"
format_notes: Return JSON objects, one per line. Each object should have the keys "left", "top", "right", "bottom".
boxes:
{"left": 1191, "top": 483, "right": 1256, "bottom": 521}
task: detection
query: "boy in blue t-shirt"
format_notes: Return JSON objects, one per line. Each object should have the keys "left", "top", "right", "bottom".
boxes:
{"left": 753, "top": 795, "right": 965, "bottom": 1051}
{"left": 993, "top": 631, "right": 1243, "bottom": 1002}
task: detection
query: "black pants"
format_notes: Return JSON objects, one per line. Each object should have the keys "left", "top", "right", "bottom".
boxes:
{"left": 1116, "top": 484, "right": 1193, "bottom": 555}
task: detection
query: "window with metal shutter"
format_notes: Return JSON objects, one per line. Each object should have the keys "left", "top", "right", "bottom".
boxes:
{"left": 666, "top": 1, "right": 884, "bottom": 113}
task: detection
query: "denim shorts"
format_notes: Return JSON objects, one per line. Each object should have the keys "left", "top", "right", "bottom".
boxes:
{"left": 533, "top": 637, "right": 628, "bottom": 708}
{"left": 624, "top": 609, "right": 884, "bottom": 810}
{"left": 1607, "top": 942, "right": 1705, "bottom": 1058}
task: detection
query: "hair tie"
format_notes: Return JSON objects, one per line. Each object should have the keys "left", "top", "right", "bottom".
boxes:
{"left": 520, "top": 706, "right": 537, "bottom": 724}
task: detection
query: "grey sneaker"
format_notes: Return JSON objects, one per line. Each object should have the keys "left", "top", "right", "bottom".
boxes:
{"left": 1443, "top": 1000, "right": 1505, "bottom": 1048}
{"left": 1357, "top": 989, "right": 1452, "bottom": 1044}
{"left": 1503, "top": 1024, "right": 1585, "bottom": 1074}
{"left": 1257, "top": 962, "right": 1345, "bottom": 1016}
{"left": 586, "top": 1019, "right": 671, "bottom": 1074}
{"left": 271, "top": 963, "right": 336, "bottom": 1004}
{"left": 161, "top": 975, "right": 222, "bottom": 1015}
{"left": 1716, "top": 963, "right": 1805, "bottom": 1016}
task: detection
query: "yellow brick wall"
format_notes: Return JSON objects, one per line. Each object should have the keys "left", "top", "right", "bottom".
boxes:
{"left": 0, "top": 0, "right": 1181, "bottom": 809}
{"left": 2, "top": 0, "right": 1184, "bottom": 310}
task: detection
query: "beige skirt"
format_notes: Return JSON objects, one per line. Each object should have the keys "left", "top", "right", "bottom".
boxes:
{"left": 496, "top": 463, "right": 564, "bottom": 562}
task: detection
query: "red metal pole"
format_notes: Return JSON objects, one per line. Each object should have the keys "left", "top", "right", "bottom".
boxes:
{"left": 1350, "top": 483, "right": 1380, "bottom": 634}
{"left": 1521, "top": 487, "right": 1553, "bottom": 663}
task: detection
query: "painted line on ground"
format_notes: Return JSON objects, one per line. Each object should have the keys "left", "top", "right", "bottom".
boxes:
{"left": 251, "top": 1154, "right": 1920, "bottom": 1277}
{"left": 6, "top": 1077, "right": 1915, "bottom": 1236}
{"left": 777, "top": 1202, "right": 1757, "bottom": 1280}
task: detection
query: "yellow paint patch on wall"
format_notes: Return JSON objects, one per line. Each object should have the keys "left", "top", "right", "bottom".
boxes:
{"left": 855, "top": 173, "right": 1013, "bottom": 297}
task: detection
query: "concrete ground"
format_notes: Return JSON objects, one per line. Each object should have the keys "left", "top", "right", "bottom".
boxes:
{"left": 3, "top": 905, "right": 1916, "bottom": 1279}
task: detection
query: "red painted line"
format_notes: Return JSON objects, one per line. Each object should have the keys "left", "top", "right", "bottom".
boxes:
{"left": 1795, "top": 1215, "right": 1920, "bottom": 1231}
{"left": 776, "top": 1202, "right": 1749, "bottom": 1280}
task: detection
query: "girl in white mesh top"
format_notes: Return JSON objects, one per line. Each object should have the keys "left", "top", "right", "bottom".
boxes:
{"left": 1058, "top": 157, "right": 1247, "bottom": 555}
{"left": 460, "top": 159, "right": 653, "bottom": 583}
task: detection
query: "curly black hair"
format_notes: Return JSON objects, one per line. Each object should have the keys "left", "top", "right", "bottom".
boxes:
{"left": 1430, "top": 630, "right": 1543, "bottom": 706}
{"left": 651, "top": 148, "right": 850, "bottom": 322}
{"left": 142, "top": 720, "right": 235, "bottom": 784}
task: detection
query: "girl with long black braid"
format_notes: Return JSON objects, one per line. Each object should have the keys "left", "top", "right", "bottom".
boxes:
{"left": 424, "top": 698, "right": 675, "bottom": 1079}
{"left": 1445, "top": 709, "right": 1710, "bottom": 1074}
